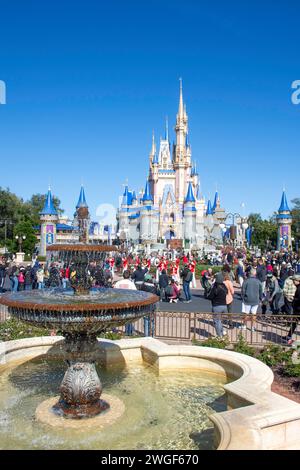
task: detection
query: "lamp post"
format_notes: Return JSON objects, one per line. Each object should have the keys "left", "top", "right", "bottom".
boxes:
{"left": 15, "top": 234, "right": 26, "bottom": 263}
{"left": 15, "top": 234, "right": 26, "bottom": 252}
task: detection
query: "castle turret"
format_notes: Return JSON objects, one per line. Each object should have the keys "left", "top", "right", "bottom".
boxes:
{"left": 140, "top": 180, "right": 159, "bottom": 241}
{"left": 39, "top": 187, "right": 58, "bottom": 256}
{"left": 75, "top": 186, "right": 90, "bottom": 243}
{"left": 184, "top": 182, "right": 196, "bottom": 242}
{"left": 206, "top": 200, "right": 213, "bottom": 216}
{"left": 276, "top": 190, "right": 293, "bottom": 250}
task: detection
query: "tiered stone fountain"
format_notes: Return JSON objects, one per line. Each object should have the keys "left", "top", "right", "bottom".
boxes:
{"left": 0, "top": 243, "right": 158, "bottom": 420}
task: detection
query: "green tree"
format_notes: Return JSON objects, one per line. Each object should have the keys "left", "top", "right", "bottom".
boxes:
{"left": 291, "top": 198, "right": 300, "bottom": 246}
{"left": 0, "top": 187, "right": 24, "bottom": 247}
{"left": 248, "top": 213, "right": 277, "bottom": 250}
{"left": 13, "top": 221, "right": 37, "bottom": 255}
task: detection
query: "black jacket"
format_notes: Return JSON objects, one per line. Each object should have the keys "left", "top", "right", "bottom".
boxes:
{"left": 256, "top": 265, "right": 267, "bottom": 282}
{"left": 293, "top": 284, "right": 300, "bottom": 313}
{"left": 159, "top": 273, "right": 169, "bottom": 289}
{"left": 131, "top": 267, "right": 148, "bottom": 283}
{"left": 207, "top": 282, "right": 228, "bottom": 306}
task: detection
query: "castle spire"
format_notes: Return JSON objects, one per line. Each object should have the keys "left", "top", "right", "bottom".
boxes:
{"left": 178, "top": 77, "right": 184, "bottom": 120}
{"left": 151, "top": 130, "right": 156, "bottom": 155}
{"left": 165, "top": 116, "right": 169, "bottom": 141}
{"left": 142, "top": 180, "right": 153, "bottom": 203}
{"left": 76, "top": 185, "right": 88, "bottom": 209}
{"left": 212, "top": 191, "right": 219, "bottom": 212}
{"left": 185, "top": 182, "right": 196, "bottom": 203}
{"left": 278, "top": 190, "right": 290, "bottom": 213}
{"left": 206, "top": 200, "right": 213, "bottom": 216}
{"left": 40, "top": 188, "right": 58, "bottom": 216}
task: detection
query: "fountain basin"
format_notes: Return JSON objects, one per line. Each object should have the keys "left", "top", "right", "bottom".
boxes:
{"left": 1, "top": 337, "right": 300, "bottom": 449}
{"left": 0, "top": 288, "right": 158, "bottom": 334}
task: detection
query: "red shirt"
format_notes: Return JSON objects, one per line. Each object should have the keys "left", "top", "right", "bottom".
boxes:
{"left": 172, "top": 265, "right": 178, "bottom": 276}
{"left": 190, "top": 260, "right": 196, "bottom": 273}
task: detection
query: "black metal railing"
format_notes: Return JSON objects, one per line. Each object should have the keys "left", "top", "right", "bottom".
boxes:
{"left": 1, "top": 304, "right": 299, "bottom": 346}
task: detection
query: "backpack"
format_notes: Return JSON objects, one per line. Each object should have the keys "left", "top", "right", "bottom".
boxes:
{"left": 185, "top": 271, "right": 193, "bottom": 283}
{"left": 165, "top": 285, "right": 173, "bottom": 296}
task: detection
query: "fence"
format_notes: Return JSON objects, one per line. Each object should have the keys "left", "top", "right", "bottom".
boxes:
{"left": 138, "top": 311, "right": 300, "bottom": 347}
{"left": 1, "top": 304, "right": 299, "bottom": 347}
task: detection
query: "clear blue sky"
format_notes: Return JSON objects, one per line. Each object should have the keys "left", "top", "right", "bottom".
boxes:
{"left": 0, "top": 0, "right": 299, "bottom": 221}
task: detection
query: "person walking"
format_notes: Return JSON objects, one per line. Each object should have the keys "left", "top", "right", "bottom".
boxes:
{"left": 283, "top": 274, "right": 300, "bottom": 345}
{"left": 180, "top": 264, "right": 193, "bottom": 303}
{"left": 265, "top": 272, "right": 283, "bottom": 315}
{"left": 37, "top": 266, "right": 45, "bottom": 290}
{"left": 236, "top": 260, "right": 245, "bottom": 288}
{"left": 189, "top": 258, "right": 197, "bottom": 289}
{"left": 114, "top": 270, "right": 137, "bottom": 335}
{"left": 281, "top": 269, "right": 296, "bottom": 315}
{"left": 131, "top": 264, "right": 148, "bottom": 290}
{"left": 158, "top": 269, "right": 169, "bottom": 302}
{"left": 256, "top": 259, "right": 267, "bottom": 293}
{"left": 207, "top": 272, "right": 228, "bottom": 338}
{"left": 240, "top": 268, "right": 263, "bottom": 330}
{"left": 223, "top": 272, "right": 235, "bottom": 329}
{"left": 18, "top": 268, "right": 25, "bottom": 291}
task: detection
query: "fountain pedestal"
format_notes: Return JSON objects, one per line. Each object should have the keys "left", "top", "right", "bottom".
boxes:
{"left": 53, "top": 333, "right": 109, "bottom": 419}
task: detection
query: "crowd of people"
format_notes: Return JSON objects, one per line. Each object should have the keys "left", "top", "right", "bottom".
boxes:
{"left": 200, "top": 250, "right": 300, "bottom": 343}
{"left": 1, "top": 247, "right": 300, "bottom": 343}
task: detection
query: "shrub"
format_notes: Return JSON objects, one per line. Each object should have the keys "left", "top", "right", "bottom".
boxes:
{"left": 233, "top": 334, "right": 256, "bottom": 357}
{"left": 99, "top": 331, "right": 123, "bottom": 340}
{"left": 0, "top": 318, "right": 50, "bottom": 341}
{"left": 283, "top": 362, "right": 300, "bottom": 378}
{"left": 193, "top": 336, "right": 229, "bottom": 349}
{"left": 257, "top": 344, "right": 291, "bottom": 367}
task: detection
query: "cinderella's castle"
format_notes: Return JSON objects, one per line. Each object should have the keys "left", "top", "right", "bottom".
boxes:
{"left": 117, "top": 81, "right": 226, "bottom": 248}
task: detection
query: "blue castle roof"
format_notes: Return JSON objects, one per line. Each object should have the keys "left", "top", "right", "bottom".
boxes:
{"left": 212, "top": 191, "right": 219, "bottom": 212}
{"left": 142, "top": 180, "right": 153, "bottom": 202}
{"left": 206, "top": 199, "right": 214, "bottom": 216}
{"left": 76, "top": 186, "right": 88, "bottom": 209}
{"left": 278, "top": 190, "right": 290, "bottom": 213}
{"left": 40, "top": 188, "right": 58, "bottom": 216}
{"left": 152, "top": 152, "right": 159, "bottom": 164}
{"left": 185, "top": 182, "right": 196, "bottom": 203}
{"left": 122, "top": 185, "right": 130, "bottom": 205}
